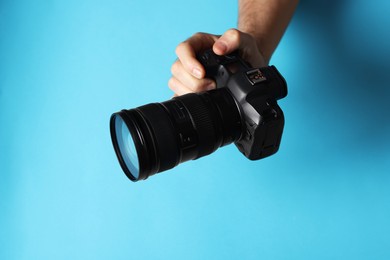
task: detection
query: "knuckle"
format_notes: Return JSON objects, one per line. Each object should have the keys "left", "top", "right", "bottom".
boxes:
{"left": 175, "top": 42, "right": 188, "bottom": 55}
{"left": 170, "top": 60, "right": 180, "bottom": 75}
{"left": 191, "top": 32, "right": 205, "bottom": 39}
{"left": 226, "top": 28, "right": 240, "bottom": 41}
{"left": 168, "top": 78, "right": 176, "bottom": 90}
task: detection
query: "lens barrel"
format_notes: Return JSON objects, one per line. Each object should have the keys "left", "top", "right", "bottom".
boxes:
{"left": 110, "top": 88, "right": 242, "bottom": 181}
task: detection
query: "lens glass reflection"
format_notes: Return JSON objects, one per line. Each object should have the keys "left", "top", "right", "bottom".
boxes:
{"left": 115, "top": 115, "right": 139, "bottom": 179}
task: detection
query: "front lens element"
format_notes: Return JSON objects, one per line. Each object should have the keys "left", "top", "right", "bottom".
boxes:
{"left": 114, "top": 115, "right": 139, "bottom": 180}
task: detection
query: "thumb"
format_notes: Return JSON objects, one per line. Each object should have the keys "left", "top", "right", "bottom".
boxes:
{"left": 212, "top": 29, "right": 243, "bottom": 55}
{"left": 212, "top": 29, "right": 266, "bottom": 67}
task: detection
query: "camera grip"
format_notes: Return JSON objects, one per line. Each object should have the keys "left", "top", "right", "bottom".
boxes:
{"left": 197, "top": 49, "right": 249, "bottom": 88}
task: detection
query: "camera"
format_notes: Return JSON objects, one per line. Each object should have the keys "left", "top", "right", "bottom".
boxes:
{"left": 110, "top": 49, "right": 287, "bottom": 182}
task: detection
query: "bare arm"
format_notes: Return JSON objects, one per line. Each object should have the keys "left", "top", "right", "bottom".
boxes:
{"left": 238, "top": 0, "right": 299, "bottom": 63}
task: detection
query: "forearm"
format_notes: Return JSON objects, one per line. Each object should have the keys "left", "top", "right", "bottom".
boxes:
{"left": 238, "top": 0, "right": 299, "bottom": 63}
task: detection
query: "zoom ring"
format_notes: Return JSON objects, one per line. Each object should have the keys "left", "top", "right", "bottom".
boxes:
{"left": 177, "top": 94, "right": 218, "bottom": 158}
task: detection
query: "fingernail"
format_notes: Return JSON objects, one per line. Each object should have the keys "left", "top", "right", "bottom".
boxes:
{"left": 215, "top": 41, "right": 227, "bottom": 53}
{"left": 192, "top": 68, "right": 202, "bottom": 79}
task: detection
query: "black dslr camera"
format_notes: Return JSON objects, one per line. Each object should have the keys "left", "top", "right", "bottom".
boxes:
{"left": 110, "top": 49, "right": 287, "bottom": 182}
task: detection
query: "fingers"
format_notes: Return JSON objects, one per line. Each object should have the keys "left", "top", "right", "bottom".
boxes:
{"left": 169, "top": 59, "right": 216, "bottom": 94}
{"left": 168, "top": 77, "right": 193, "bottom": 96}
{"left": 170, "top": 33, "right": 218, "bottom": 95}
{"left": 175, "top": 42, "right": 204, "bottom": 79}
{"left": 175, "top": 33, "right": 218, "bottom": 79}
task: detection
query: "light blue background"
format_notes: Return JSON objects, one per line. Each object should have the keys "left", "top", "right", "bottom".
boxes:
{"left": 1, "top": 0, "right": 389, "bottom": 259}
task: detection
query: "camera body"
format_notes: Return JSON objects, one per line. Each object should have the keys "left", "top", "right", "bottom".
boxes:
{"left": 110, "top": 49, "right": 288, "bottom": 181}
{"left": 198, "top": 49, "right": 287, "bottom": 160}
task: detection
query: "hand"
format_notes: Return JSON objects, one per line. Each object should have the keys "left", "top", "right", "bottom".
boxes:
{"left": 169, "top": 29, "right": 267, "bottom": 96}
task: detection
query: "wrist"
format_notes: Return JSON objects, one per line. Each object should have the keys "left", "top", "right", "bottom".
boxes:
{"left": 237, "top": 27, "right": 271, "bottom": 65}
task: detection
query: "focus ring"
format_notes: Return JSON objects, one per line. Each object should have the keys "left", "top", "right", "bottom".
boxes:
{"left": 136, "top": 103, "right": 180, "bottom": 174}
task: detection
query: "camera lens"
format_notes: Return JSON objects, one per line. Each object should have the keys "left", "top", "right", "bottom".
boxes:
{"left": 113, "top": 115, "right": 139, "bottom": 180}
{"left": 110, "top": 88, "right": 242, "bottom": 181}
